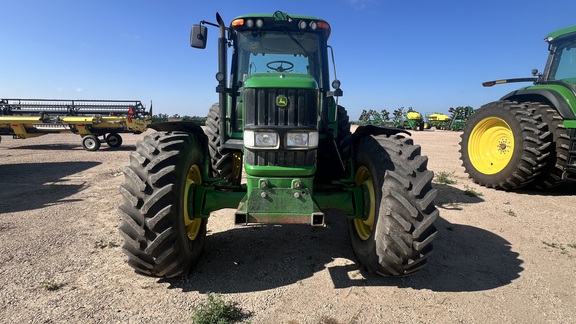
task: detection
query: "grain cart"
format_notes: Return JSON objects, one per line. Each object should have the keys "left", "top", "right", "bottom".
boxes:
{"left": 460, "top": 26, "right": 576, "bottom": 190}
{"left": 118, "top": 11, "right": 438, "bottom": 277}
{"left": 0, "top": 99, "right": 151, "bottom": 151}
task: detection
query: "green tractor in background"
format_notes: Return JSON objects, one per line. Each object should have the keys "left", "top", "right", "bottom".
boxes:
{"left": 460, "top": 26, "right": 576, "bottom": 190}
{"left": 117, "top": 11, "right": 438, "bottom": 277}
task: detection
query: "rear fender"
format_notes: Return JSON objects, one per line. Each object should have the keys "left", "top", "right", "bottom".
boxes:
{"left": 351, "top": 124, "right": 410, "bottom": 147}
{"left": 148, "top": 121, "right": 206, "bottom": 136}
{"left": 148, "top": 121, "right": 210, "bottom": 161}
{"left": 501, "top": 89, "right": 576, "bottom": 119}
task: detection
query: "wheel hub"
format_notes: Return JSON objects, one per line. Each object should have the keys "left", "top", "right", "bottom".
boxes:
{"left": 469, "top": 117, "right": 515, "bottom": 175}
{"left": 183, "top": 164, "right": 203, "bottom": 241}
{"left": 354, "top": 166, "right": 375, "bottom": 241}
{"left": 232, "top": 152, "right": 242, "bottom": 183}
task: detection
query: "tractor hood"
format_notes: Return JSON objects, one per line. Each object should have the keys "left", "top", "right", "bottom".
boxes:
{"left": 244, "top": 73, "right": 318, "bottom": 89}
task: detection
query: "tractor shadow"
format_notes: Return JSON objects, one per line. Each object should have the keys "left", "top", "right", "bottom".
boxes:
{"left": 8, "top": 143, "right": 136, "bottom": 152}
{"left": 0, "top": 161, "right": 99, "bottom": 213}
{"left": 516, "top": 181, "right": 576, "bottom": 196}
{"left": 435, "top": 180, "right": 576, "bottom": 201}
{"left": 161, "top": 212, "right": 523, "bottom": 294}
{"left": 432, "top": 183, "right": 485, "bottom": 210}
{"left": 6, "top": 143, "right": 81, "bottom": 151}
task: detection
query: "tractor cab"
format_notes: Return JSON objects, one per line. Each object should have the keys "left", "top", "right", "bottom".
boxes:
{"left": 191, "top": 11, "right": 342, "bottom": 147}
{"left": 543, "top": 26, "right": 576, "bottom": 84}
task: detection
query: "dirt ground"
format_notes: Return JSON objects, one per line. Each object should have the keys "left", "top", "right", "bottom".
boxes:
{"left": 0, "top": 128, "right": 575, "bottom": 323}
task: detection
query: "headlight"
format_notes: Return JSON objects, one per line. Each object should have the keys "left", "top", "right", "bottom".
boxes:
{"left": 286, "top": 131, "right": 319, "bottom": 149}
{"left": 244, "top": 130, "right": 279, "bottom": 148}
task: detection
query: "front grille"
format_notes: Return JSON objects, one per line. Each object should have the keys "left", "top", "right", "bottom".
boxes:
{"left": 244, "top": 87, "right": 318, "bottom": 167}
{"left": 245, "top": 150, "right": 316, "bottom": 167}
{"left": 244, "top": 88, "right": 317, "bottom": 127}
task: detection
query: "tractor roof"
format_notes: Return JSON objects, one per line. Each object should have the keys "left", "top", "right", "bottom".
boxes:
{"left": 545, "top": 25, "right": 576, "bottom": 43}
{"left": 230, "top": 11, "right": 331, "bottom": 39}
{"left": 233, "top": 12, "right": 326, "bottom": 21}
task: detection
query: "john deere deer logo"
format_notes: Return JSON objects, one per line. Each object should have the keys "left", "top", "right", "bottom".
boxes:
{"left": 276, "top": 95, "right": 288, "bottom": 108}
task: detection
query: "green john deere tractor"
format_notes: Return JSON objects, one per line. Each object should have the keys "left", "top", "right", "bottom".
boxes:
{"left": 461, "top": 26, "right": 576, "bottom": 190}
{"left": 118, "top": 11, "right": 438, "bottom": 277}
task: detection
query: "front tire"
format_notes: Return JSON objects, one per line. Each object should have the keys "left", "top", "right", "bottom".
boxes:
{"left": 460, "top": 100, "right": 550, "bottom": 190}
{"left": 118, "top": 131, "right": 207, "bottom": 277}
{"left": 350, "top": 135, "right": 438, "bottom": 276}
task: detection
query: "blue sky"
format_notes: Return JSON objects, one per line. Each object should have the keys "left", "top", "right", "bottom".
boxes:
{"left": 1, "top": 0, "right": 576, "bottom": 120}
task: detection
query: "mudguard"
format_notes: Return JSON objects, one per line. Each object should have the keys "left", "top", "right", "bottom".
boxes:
{"left": 148, "top": 121, "right": 207, "bottom": 139}
{"left": 351, "top": 124, "right": 410, "bottom": 146}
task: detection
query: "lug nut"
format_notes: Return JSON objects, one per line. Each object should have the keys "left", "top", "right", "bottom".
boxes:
{"left": 294, "top": 192, "right": 301, "bottom": 198}
{"left": 261, "top": 192, "right": 267, "bottom": 198}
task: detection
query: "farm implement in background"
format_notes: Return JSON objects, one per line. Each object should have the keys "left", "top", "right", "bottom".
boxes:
{"left": 358, "top": 107, "right": 425, "bottom": 130}
{"left": 425, "top": 106, "right": 475, "bottom": 130}
{"left": 446, "top": 106, "right": 475, "bottom": 131}
{"left": 401, "top": 108, "right": 425, "bottom": 130}
{"left": 425, "top": 112, "right": 451, "bottom": 129}
{"left": 0, "top": 98, "right": 151, "bottom": 151}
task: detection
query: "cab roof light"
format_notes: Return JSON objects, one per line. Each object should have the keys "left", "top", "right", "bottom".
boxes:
{"left": 317, "top": 21, "right": 330, "bottom": 30}
{"left": 231, "top": 19, "right": 244, "bottom": 27}
{"left": 233, "top": 18, "right": 263, "bottom": 28}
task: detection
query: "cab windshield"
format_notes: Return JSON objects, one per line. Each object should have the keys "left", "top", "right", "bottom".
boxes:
{"left": 235, "top": 29, "right": 324, "bottom": 85}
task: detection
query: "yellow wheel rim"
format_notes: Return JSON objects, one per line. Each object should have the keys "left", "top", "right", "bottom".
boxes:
{"left": 232, "top": 152, "right": 242, "bottom": 183}
{"left": 468, "top": 117, "right": 514, "bottom": 175}
{"left": 183, "top": 164, "right": 203, "bottom": 241}
{"left": 354, "top": 166, "right": 376, "bottom": 241}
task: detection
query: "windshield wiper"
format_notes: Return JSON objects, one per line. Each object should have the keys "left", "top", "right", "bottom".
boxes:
{"left": 280, "top": 27, "right": 311, "bottom": 58}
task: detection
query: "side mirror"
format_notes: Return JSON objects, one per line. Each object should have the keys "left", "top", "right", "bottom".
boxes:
{"left": 332, "top": 79, "right": 343, "bottom": 97}
{"left": 190, "top": 25, "right": 208, "bottom": 49}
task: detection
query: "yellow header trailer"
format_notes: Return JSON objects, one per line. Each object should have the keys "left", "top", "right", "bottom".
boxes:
{"left": 0, "top": 98, "right": 151, "bottom": 151}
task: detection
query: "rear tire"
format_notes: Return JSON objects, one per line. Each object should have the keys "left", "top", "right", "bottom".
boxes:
{"left": 336, "top": 105, "right": 352, "bottom": 164}
{"left": 205, "top": 104, "right": 242, "bottom": 185}
{"left": 460, "top": 100, "right": 551, "bottom": 190}
{"left": 525, "top": 103, "right": 569, "bottom": 189}
{"left": 350, "top": 135, "right": 438, "bottom": 276}
{"left": 118, "top": 131, "right": 207, "bottom": 277}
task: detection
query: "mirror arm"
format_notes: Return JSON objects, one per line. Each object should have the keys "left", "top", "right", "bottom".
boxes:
{"left": 200, "top": 20, "right": 220, "bottom": 28}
